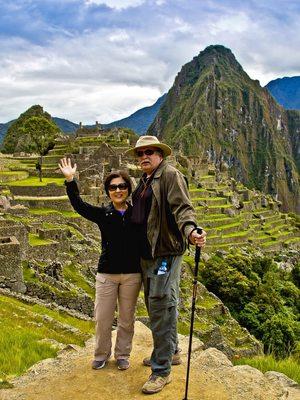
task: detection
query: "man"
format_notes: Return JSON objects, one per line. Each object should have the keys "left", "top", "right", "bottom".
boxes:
{"left": 126, "top": 136, "right": 206, "bottom": 394}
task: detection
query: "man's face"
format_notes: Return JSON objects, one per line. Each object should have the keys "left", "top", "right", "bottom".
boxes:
{"left": 136, "top": 146, "right": 163, "bottom": 175}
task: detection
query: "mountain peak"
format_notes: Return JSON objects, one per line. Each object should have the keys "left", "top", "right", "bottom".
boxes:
{"left": 148, "top": 46, "right": 300, "bottom": 212}
{"left": 196, "top": 44, "right": 243, "bottom": 74}
{"left": 198, "top": 44, "right": 235, "bottom": 58}
{"left": 172, "top": 44, "right": 246, "bottom": 92}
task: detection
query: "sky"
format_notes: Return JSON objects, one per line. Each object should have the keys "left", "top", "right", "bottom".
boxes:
{"left": 0, "top": 0, "right": 299, "bottom": 124}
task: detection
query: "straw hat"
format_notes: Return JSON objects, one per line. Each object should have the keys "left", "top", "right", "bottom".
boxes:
{"left": 125, "top": 135, "right": 172, "bottom": 157}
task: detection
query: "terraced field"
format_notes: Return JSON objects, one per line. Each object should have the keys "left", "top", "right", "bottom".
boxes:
{"left": 190, "top": 186, "right": 300, "bottom": 252}
{"left": 0, "top": 131, "right": 299, "bottom": 388}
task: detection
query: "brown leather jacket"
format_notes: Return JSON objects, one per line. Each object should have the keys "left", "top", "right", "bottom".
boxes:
{"left": 146, "top": 160, "right": 197, "bottom": 258}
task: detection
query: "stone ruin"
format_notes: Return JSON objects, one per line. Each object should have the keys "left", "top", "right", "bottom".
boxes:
{"left": 0, "top": 236, "right": 26, "bottom": 293}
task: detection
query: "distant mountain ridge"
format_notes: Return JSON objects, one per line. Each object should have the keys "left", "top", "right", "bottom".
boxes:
{"left": 266, "top": 76, "right": 300, "bottom": 110}
{"left": 52, "top": 117, "right": 79, "bottom": 133}
{"left": 103, "top": 94, "right": 167, "bottom": 133}
{"left": 0, "top": 121, "right": 13, "bottom": 144}
{"left": 0, "top": 95, "right": 167, "bottom": 144}
{"left": 148, "top": 45, "right": 300, "bottom": 212}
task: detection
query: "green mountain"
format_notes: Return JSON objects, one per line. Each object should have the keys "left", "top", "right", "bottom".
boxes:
{"left": 1, "top": 105, "right": 61, "bottom": 154}
{"left": 266, "top": 76, "right": 300, "bottom": 110}
{"left": 148, "top": 45, "right": 300, "bottom": 213}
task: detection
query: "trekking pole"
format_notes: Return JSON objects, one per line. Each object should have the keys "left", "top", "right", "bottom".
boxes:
{"left": 183, "top": 227, "right": 202, "bottom": 400}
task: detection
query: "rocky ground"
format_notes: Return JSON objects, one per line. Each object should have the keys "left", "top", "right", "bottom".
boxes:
{"left": 1, "top": 322, "right": 299, "bottom": 400}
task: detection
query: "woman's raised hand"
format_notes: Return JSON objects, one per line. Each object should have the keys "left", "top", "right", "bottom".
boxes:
{"left": 58, "top": 157, "right": 77, "bottom": 182}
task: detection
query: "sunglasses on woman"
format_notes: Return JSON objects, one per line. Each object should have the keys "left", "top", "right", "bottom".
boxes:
{"left": 135, "top": 149, "right": 155, "bottom": 157}
{"left": 108, "top": 183, "right": 128, "bottom": 192}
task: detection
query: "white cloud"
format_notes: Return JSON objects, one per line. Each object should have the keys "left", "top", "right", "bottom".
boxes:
{"left": 108, "top": 30, "right": 130, "bottom": 42}
{"left": 0, "top": 0, "right": 300, "bottom": 123}
{"left": 84, "top": 0, "right": 145, "bottom": 9}
{"left": 210, "top": 12, "right": 252, "bottom": 35}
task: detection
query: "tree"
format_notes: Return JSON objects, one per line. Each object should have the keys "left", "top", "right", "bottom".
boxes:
{"left": 23, "top": 116, "right": 59, "bottom": 181}
{"left": 1, "top": 105, "right": 53, "bottom": 153}
{"left": 262, "top": 313, "right": 298, "bottom": 359}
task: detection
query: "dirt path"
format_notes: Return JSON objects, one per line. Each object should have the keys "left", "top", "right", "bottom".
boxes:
{"left": 1, "top": 322, "right": 299, "bottom": 400}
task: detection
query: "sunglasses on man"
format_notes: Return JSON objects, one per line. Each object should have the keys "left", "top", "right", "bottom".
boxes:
{"left": 135, "top": 149, "right": 156, "bottom": 157}
{"left": 108, "top": 183, "right": 128, "bottom": 192}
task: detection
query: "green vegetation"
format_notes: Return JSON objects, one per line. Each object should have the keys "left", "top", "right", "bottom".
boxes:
{"left": 1, "top": 105, "right": 60, "bottom": 154}
{"left": 0, "top": 294, "right": 94, "bottom": 385}
{"left": 6, "top": 176, "right": 65, "bottom": 186}
{"left": 0, "top": 170, "right": 28, "bottom": 183}
{"left": 233, "top": 354, "right": 300, "bottom": 384}
{"left": 29, "top": 208, "right": 80, "bottom": 218}
{"left": 200, "top": 249, "right": 300, "bottom": 359}
{"left": 29, "top": 233, "right": 55, "bottom": 246}
{"left": 23, "top": 116, "right": 59, "bottom": 155}
{"left": 22, "top": 261, "right": 39, "bottom": 282}
{"left": 148, "top": 44, "right": 299, "bottom": 212}
{"left": 63, "top": 263, "right": 94, "bottom": 299}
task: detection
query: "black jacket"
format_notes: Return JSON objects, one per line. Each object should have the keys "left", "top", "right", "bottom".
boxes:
{"left": 65, "top": 179, "right": 141, "bottom": 274}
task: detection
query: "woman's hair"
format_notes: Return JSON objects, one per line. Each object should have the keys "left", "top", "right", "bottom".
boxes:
{"left": 104, "top": 170, "right": 132, "bottom": 196}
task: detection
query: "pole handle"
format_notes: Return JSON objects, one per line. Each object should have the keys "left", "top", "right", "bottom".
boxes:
{"left": 194, "top": 227, "right": 202, "bottom": 265}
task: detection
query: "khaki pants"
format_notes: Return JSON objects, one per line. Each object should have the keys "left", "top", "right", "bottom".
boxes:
{"left": 94, "top": 272, "right": 142, "bottom": 361}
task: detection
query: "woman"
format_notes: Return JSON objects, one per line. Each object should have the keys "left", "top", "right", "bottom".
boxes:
{"left": 59, "top": 157, "right": 141, "bottom": 371}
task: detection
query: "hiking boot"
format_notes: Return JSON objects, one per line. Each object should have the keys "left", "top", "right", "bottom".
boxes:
{"left": 91, "top": 359, "right": 106, "bottom": 370}
{"left": 142, "top": 374, "right": 171, "bottom": 394}
{"left": 117, "top": 359, "right": 130, "bottom": 370}
{"left": 142, "top": 351, "right": 182, "bottom": 367}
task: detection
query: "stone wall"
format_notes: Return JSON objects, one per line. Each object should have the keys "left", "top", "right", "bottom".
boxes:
{"left": 10, "top": 184, "right": 66, "bottom": 197}
{"left": 0, "top": 220, "right": 29, "bottom": 250}
{"left": 25, "top": 281, "right": 94, "bottom": 316}
{"left": 0, "top": 236, "right": 26, "bottom": 293}
{"left": 15, "top": 198, "right": 73, "bottom": 211}
{"left": 26, "top": 241, "right": 60, "bottom": 262}
{"left": 38, "top": 227, "right": 70, "bottom": 241}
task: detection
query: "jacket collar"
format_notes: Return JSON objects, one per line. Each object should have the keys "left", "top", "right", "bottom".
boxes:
{"left": 106, "top": 202, "right": 132, "bottom": 213}
{"left": 153, "top": 160, "right": 167, "bottom": 179}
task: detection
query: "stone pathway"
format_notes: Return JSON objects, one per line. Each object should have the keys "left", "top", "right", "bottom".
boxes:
{"left": 1, "top": 322, "right": 299, "bottom": 400}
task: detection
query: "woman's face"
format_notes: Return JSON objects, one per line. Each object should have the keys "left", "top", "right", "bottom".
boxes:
{"left": 107, "top": 176, "right": 129, "bottom": 206}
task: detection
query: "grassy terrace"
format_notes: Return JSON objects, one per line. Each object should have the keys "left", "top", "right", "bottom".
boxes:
{"left": 28, "top": 233, "right": 56, "bottom": 246}
{"left": 0, "top": 170, "right": 29, "bottom": 183}
{"left": 29, "top": 208, "right": 80, "bottom": 218}
{"left": 0, "top": 294, "right": 94, "bottom": 386}
{"left": 5, "top": 177, "right": 65, "bottom": 186}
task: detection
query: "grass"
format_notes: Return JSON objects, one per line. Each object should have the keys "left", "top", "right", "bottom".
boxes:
{"left": 29, "top": 208, "right": 80, "bottom": 218}
{"left": 233, "top": 354, "right": 300, "bottom": 384}
{"left": 22, "top": 262, "right": 39, "bottom": 282}
{"left": 0, "top": 171, "right": 27, "bottom": 175}
{"left": 28, "top": 233, "right": 56, "bottom": 246}
{"left": 15, "top": 195, "right": 68, "bottom": 200}
{"left": 63, "top": 263, "right": 95, "bottom": 299}
{"left": 0, "top": 170, "right": 29, "bottom": 183}
{"left": 0, "top": 294, "right": 94, "bottom": 383}
{"left": 6, "top": 177, "right": 65, "bottom": 186}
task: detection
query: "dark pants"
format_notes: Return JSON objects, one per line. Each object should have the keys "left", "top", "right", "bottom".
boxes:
{"left": 141, "top": 255, "right": 182, "bottom": 377}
